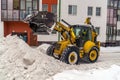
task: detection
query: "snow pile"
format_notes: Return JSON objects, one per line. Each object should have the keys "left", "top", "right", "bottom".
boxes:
{"left": 0, "top": 35, "right": 120, "bottom": 80}
{"left": 0, "top": 35, "right": 40, "bottom": 80}
{"left": 53, "top": 65, "right": 120, "bottom": 80}
{"left": 0, "top": 35, "right": 68, "bottom": 80}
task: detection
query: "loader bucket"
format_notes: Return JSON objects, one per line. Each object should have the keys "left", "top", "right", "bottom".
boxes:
{"left": 24, "top": 11, "right": 56, "bottom": 34}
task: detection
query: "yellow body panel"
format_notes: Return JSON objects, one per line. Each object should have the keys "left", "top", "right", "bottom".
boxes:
{"left": 83, "top": 41, "right": 95, "bottom": 53}
{"left": 79, "top": 49, "right": 84, "bottom": 58}
{"left": 54, "top": 40, "right": 71, "bottom": 56}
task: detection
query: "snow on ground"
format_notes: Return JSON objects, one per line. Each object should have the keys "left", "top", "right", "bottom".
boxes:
{"left": 0, "top": 35, "right": 120, "bottom": 80}
{"left": 53, "top": 65, "right": 120, "bottom": 80}
{"left": 101, "top": 46, "right": 120, "bottom": 53}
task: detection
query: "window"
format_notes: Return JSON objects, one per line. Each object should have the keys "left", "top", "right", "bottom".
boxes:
{"left": 42, "top": 4, "right": 48, "bottom": 11}
{"left": 95, "top": 27, "right": 100, "bottom": 35}
{"left": 88, "top": 7, "right": 93, "bottom": 16}
{"left": 117, "top": 10, "right": 120, "bottom": 21}
{"left": 52, "top": 4, "right": 57, "bottom": 14}
{"left": 20, "top": 0, "right": 25, "bottom": 10}
{"left": 68, "top": 5, "right": 77, "bottom": 15}
{"left": 26, "top": 0, "right": 32, "bottom": 14}
{"left": 117, "top": 29, "right": 120, "bottom": 36}
{"left": 33, "top": 0, "right": 38, "bottom": 10}
{"left": 1, "top": 0, "right": 7, "bottom": 10}
{"left": 13, "top": 0, "right": 20, "bottom": 10}
{"left": 96, "top": 7, "right": 101, "bottom": 16}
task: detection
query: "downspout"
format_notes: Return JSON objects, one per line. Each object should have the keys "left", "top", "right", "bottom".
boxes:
{"left": 58, "top": 0, "right": 61, "bottom": 41}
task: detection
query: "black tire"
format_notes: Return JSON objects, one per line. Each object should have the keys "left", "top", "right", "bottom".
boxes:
{"left": 46, "top": 45, "right": 54, "bottom": 56}
{"left": 85, "top": 47, "right": 99, "bottom": 63}
{"left": 60, "top": 46, "right": 79, "bottom": 65}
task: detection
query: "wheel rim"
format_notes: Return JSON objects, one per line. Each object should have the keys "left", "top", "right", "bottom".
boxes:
{"left": 68, "top": 52, "right": 78, "bottom": 64}
{"left": 89, "top": 50, "right": 97, "bottom": 61}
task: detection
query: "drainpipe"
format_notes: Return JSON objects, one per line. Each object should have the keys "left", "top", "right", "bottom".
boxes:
{"left": 58, "top": 0, "right": 61, "bottom": 41}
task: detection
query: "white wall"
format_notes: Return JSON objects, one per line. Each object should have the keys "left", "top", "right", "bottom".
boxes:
{"left": 0, "top": 0, "right": 4, "bottom": 37}
{"left": 37, "top": 34, "right": 58, "bottom": 42}
{"left": 60, "top": 0, "right": 108, "bottom": 43}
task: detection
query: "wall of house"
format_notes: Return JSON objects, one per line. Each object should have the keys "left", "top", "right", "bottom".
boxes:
{"left": 0, "top": 0, "right": 4, "bottom": 37}
{"left": 1, "top": 0, "right": 43, "bottom": 45}
{"left": 60, "top": 0, "right": 108, "bottom": 43}
{"left": 4, "top": 21, "right": 38, "bottom": 46}
{"left": 42, "top": 0, "right": 57, "bottom": 12}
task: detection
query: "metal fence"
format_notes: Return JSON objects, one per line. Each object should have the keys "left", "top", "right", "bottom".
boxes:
{"left": 1, "top": 10, "right": 38, "bottom": 21}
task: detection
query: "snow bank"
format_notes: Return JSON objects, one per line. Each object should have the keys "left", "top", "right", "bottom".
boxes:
{"left": 0, "top": 35, "right": 120, "bottom": 80}
{"left": 0, "top": 35, "right": 39, "bottom": 80}
{"left": 53, "top": 65, "right": 120, "bottom": 80}
{"left": 0, "top": 35, "right": 68, "bottom": 80}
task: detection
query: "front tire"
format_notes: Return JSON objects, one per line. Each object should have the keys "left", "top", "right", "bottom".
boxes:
{"left": 85, "top": 47, "right": 99, "bottom": 63}
{"left": 60, "top": 46, "right": 79, "bottom": 65}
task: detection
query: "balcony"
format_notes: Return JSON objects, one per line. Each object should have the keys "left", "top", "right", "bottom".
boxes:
{"left": 1, "top": 10, "right": 38, "bottom": 21}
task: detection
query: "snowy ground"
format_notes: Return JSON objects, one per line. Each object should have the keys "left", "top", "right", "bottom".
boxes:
{"left": 0, "top": 35, "right": 120, "bottom": 80}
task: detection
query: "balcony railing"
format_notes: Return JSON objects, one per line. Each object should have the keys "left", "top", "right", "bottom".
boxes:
{"left": 1, "top": 10, "right": 38, "bottom": 21}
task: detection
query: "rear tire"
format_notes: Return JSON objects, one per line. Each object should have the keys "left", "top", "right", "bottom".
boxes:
{"left": 46, "top": 45, "right": 54, "bottom": 56}
{"left": 60, "top": 46, "right": 79, "bottom": 65}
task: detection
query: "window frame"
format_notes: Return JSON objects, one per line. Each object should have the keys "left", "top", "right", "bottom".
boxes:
{"left": 51, "top": 4, "right": 57, "bottom": 14}
{"left": 96, "top": 7, "right": 101, "bottom": 16}
{"left": 20, "top": 0, "right": 26, "bottom": 10}
{"left": 117, "top": 29, "right": 120, "bottom": 36}
{"left": 13, "top": 0, "right": 20, "bottom": 10}
{"left": 32, "top": 0, "right": 39, "bottom": 10}
{"left": 68, "top": 5, "right": 77, "bottom": 15}
{"left": 87, "top": 6, "right": 93, "bottom": 16}
{"left": 95, "top": 27, "right": 100, "bottom": 35}
{"left": 42, "top": 4, "right": 48, "bottom": 11}
{"left": 1, "top": 0, "right": 7, "bottom": 10}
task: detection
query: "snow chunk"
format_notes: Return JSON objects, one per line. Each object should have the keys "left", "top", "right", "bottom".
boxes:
{"left": 37, "top": 43, "right": 51, "bottom": 54}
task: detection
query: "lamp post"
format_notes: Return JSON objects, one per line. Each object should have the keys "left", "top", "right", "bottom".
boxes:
{"left": 58, "top": 0, "right": 61, "bottom": 41}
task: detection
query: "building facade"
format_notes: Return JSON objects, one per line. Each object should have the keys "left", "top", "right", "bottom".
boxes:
{"left": 1, "top": 0, "right": 120, "bottom": 46}
{"left": 0, "top": 0, "right": 4, "bottom": 37}
{"left": 0, "top": 0, "right": 58, "bottom": 45}
{"left": 1, "top": 0, "right": 42, "bottom": 46}
{"left": 37, "top": 0, "right": 58, "bottom": 44}
{"left": 58, "top": 0, "right": 120, "bottom": 46}
{"left": 107, "top": 0, "right": 120, "bottom": 46}
{"left": 59, "top": 0, "right": 107, "bottom": 45}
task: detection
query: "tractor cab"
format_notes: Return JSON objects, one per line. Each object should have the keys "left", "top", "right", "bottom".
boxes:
{"left": 73, "top": 25, "right": 93, "bottom": 47}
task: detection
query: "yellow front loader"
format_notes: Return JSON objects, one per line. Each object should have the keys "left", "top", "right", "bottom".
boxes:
{"left": 25, "top": 11, "right": 100, "bottom": 64}
{"left": 46, "top": 19, "right": 100, "bottom": 64}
